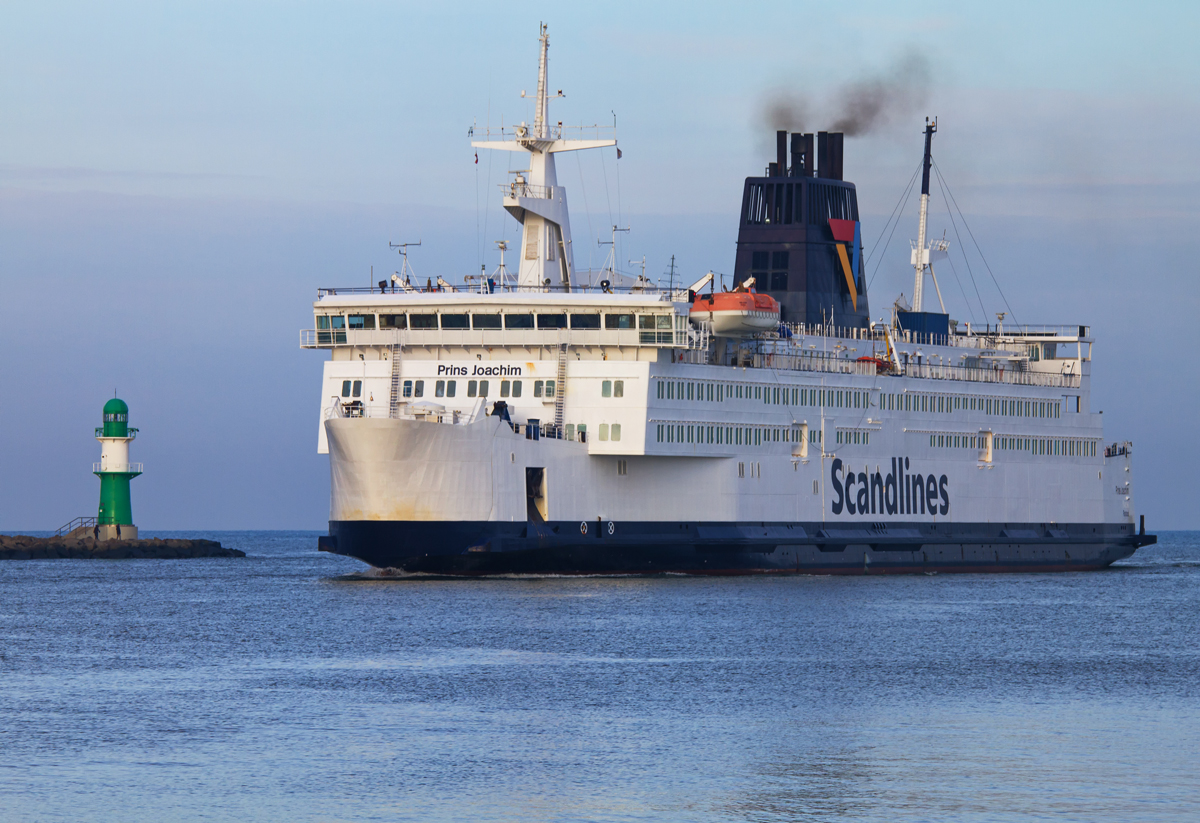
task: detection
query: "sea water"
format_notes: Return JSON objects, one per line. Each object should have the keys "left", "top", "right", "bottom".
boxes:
{"left": 1, "top": 531, "right": 1197, "bottom": 822}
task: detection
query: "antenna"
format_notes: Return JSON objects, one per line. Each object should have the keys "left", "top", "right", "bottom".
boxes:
{"left": 597, "top": 225, "right": 630, "bottom": 282}
{"left": 389, "top": 240, "right": 421, "bottom": 290}
{"left": 666, "top": 254, "right": 677, "bottom": 292}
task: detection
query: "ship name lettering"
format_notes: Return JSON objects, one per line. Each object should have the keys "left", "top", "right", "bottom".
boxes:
{"left": 470, "top": 365, "right": 522, "bottom": 376}
{"left": 830, "top": 457, "right": 948, "bottom": 518}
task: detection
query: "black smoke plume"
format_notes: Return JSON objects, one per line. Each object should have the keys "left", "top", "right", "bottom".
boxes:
{"left": 762, "top": 51, "right": 931, "bottom": 137}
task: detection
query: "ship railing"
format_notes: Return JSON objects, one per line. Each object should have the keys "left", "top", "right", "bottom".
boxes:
{"left": 93, "top": 462, "right": 143, "bottom": 473}
{"left": 1104, "top": 441, "right": 1133, "bottom": 458}
{"left": 745, "top": 340, "right": 1082, "bottom": 388}
{"left": 503, "top": 182, "right": 554, "bottom": 200}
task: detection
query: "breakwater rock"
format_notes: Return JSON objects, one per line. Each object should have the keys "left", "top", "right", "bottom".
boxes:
{"left": 0, "top": 535, "right": 245, "bottom": 560}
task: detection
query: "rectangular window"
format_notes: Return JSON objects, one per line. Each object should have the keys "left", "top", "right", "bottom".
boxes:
{"left": 687, "top": 426, "right": 693, "bottom": 443}
{"left": 537, "top": 313, "right": 567, "bottom": 329}
{"left": 602, "top": 380, "right": 612, "bottom": 398}
{"left": 656, "top": 424, "right": 663, "bottom": 442}
{"left": 478, "top": 380, "right": 488, "bottom": 397}
{"left": 567, "top": 423, "right": 575, "bottom": 440}
{"left": 414, "top": 380, "right": 424, "bottom": 398}
{"left": 707, "top": 384, "right": 713, "bottom": 401}
{"left": 612, "top": 424, "right": 621, "bottom": 442}
{"left": 341, "top": 380, "right": 352, "bottom": 397}
{"left": 614, "top": 380, "right": 623, "bottom": 398}
{"left": 435, "top": 380, "right": 445, "bottom": 398}
{"left": 440, "top": 313, "right": 469, "bottom": 329}
{"left": 707, "top": 426, "right": 714, "bottom": 444}
{"left": 617, "top": 459, "right": 627, "bottom": 475}
{"left": 505, "top": 313, "right": 534, "bottom": 329}
{"left": 500, "top": 380, "right": 510, "bottom": 398}
{"left": 717, "top": 384, "right": 724, "bottom": 402}
{"left": 352, "top": 380, "right": 362, "bottom": 398}
{"left": 402, "top": 380, "right": 413, "bottom": 398}
{"left": 605, "top": 313, "right": 635, "bottom": 329}
{"left": 380, "top": 314, "right": 406, "bottom": 329}
{"left": 446, "top": 381, "right": 456, "bottom": 398}
{"left": 533, "top": 380, "right": 544, "bottom": 398}
{"left": 657, "top": 382, "right": 664, "bottom": 399}
{"left": 570, "top": 313, "right": 600, "bottom": 329}
{"left": 545, "top": 381, "right": 555, "bottom": 398}
{"left": 472, "top": 314, "right": 501, "bottom": 329}
{"left": 348, "top": 314, "right": 376, "bottom": 330}
{"left": 511, "top": 381, "right": 522, "bottom": 397}
{"left": 410, "top": 313, "right": 438, "bottom": 329}
{"left": 468, "top": 380, "right": 478, "bottom": 397}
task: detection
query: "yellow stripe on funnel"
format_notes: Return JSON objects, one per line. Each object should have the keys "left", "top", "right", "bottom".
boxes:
{"left": 836, "top": 243, "right": 858, "bottom": 310}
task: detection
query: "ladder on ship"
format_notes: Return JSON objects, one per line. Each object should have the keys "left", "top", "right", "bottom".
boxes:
{"left": 388, "top": 332, "right": 403, "bottom": 418}
{"left": 554, "top": 342, "right": 567, "bottom": 431}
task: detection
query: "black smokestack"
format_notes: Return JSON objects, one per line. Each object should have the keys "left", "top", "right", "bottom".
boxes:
{"left": 817, "top": 132, "right": 829, "bottom": 179}
{"left": 776, "top": 130, "right": 787, "bottom": 177}
{"left": 791, "top": 133, "right": 814, "bottom": 177}
{"left": 827, "top": 132, "right": 843, "bottom": 181}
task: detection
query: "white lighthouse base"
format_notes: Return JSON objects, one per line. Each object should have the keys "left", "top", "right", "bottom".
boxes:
{"left": 69, "top": 524, "right": 139, "bottom": 542}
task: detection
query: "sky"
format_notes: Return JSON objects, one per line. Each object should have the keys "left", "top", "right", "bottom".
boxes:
{"left": 2, "top": 0, "right": 1198, "bottom": 530}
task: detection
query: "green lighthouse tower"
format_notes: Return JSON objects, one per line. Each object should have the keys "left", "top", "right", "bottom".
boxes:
{"left": 94, "top": 397, "right": 142, "bottom": 540}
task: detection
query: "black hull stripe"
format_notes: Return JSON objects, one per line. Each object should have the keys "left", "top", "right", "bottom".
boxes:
{"left": 322, "top": 520, "right": 1154, "bottom": 576}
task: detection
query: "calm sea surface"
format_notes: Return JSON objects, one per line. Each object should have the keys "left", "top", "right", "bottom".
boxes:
{"left": 1, "top": 531, "right": 1197, "bottom": 822}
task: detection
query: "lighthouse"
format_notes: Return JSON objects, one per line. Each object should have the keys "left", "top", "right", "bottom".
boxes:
{"left": 94, "top": 397, "right": 142, "bottom": 540}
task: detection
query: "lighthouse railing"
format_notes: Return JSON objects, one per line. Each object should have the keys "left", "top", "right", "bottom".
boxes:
{"left": 93, "top": 462, "right": 143, "bottom": 474}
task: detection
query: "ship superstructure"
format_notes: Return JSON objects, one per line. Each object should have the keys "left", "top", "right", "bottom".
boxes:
{"left": 302, "top": 26, "right": 1154, "bottom": 574}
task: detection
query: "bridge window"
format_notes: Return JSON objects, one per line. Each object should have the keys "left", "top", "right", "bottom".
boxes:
{"left": 441, "top": 314, "right": 469, "bottom": 329}
{"left": 570, "top": 313, "right": 600, "bottom": 329}
{"left": 409, "top": 313, "right": 437, "bottom": 329}
{"left": 537, "top": 313, "right": 567, "bottom": 329}
{"left": 505, "top": 313, "right": 534, "bottom": 329}
{"left": 472, "top": 313, "right": 501, "bottom": 329}
{"left": 605, "top": 313, "right": 634, "bottom": 329}
{"left": 348, "top": 314, "right": 375, "bottom": 330}
{"left": 380, "top": 314, "right": 406, "bottom": 329}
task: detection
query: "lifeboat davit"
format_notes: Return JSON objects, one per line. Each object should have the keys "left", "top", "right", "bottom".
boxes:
{"left": 689, "top": 291, "right": 781, "bottom": 337}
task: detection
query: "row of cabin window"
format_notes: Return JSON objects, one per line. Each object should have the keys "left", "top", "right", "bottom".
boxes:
{"left": 655, "top": 424, "right": 808, "bottom": 446}
{"left": 601, "top": 380, "right": 625, "bottom": 398}
{"left": 399, "top": 379, "right": 554, "bottom": 399}
{"left": 656, "top": 380, "right": 869, "bottom": 410}
{"left": 834, "top": 430, "right": 871, "bottom": 445}
{"left": 884, "top": 392, "right": 1061, "bottom": 418}
{"left": 929, "top": 434, "right": 1096, "bottom": 457}
{"left": 317, "top": 312, "right": 675, "bottom": 332}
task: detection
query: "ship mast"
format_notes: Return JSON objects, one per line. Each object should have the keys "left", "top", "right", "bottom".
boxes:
{"left": 910, "top": 118, "right": 949, "bottom": 313}
{"left": 472, "top": 23, "right": 617, "bottom": 292}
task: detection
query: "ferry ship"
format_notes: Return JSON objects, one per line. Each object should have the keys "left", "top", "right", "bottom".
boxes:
{"left": 304, "top": 25, "right": 1155, "bottom": 574}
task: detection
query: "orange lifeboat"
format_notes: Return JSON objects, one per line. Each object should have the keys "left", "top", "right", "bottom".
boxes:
{"left": 689, "top": 290, "right": 781, "bottom": 337}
